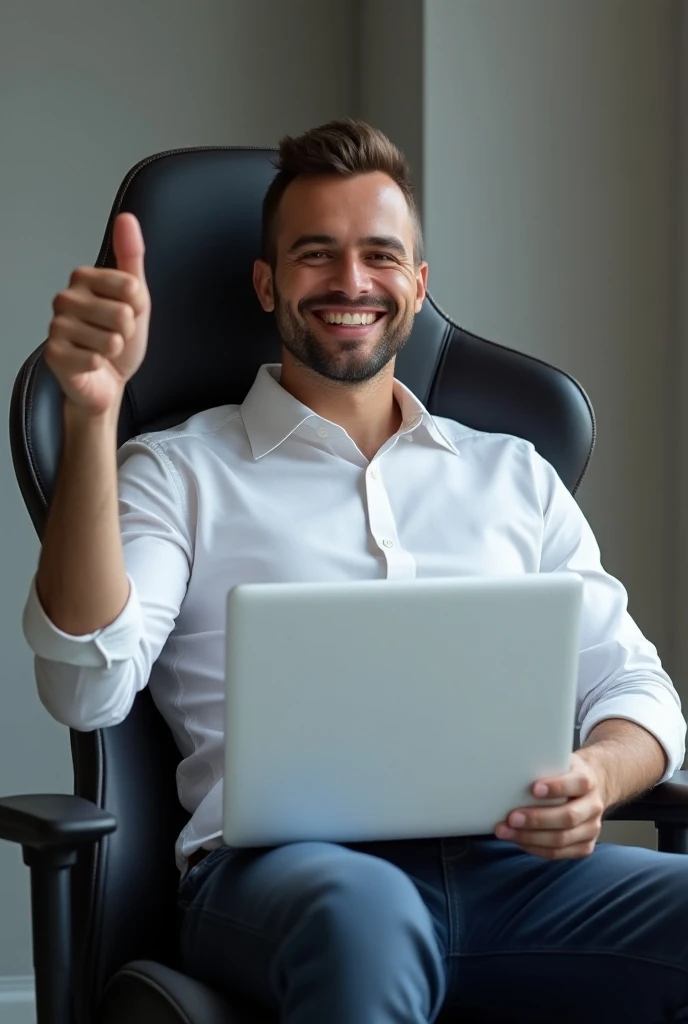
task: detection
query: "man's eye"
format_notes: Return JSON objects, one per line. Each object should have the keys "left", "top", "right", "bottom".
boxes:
{"left": 367, "top": 253, "right": 394, "bottom": 262}
{"left": 302, "top": 251, "right": 330, "bottom": 260}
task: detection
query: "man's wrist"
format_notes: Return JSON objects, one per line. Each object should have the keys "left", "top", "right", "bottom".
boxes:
{"left": 63, "top": 396, "right": 122, "bottom": 434}
{"left": 576, "top": 741, "right": 620, "bottom": 810}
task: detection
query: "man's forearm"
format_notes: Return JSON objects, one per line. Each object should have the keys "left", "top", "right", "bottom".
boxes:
{"left": 578, "top": 718, "right": 668, "bottom": 810}
{"left": 36, "top": 400, "right": 129, "bottom": 636}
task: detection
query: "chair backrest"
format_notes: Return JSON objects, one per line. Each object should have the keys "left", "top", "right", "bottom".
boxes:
{"left": 9, "top": 147, "right": 595, "bottom": 1022}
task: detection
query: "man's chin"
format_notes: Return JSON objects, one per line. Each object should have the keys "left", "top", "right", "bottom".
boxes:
{"left": 314, "top": 349, "right": 395, "bottom": 384}
{"left": 281, "top": 344, "right": 382, "bottom": 383}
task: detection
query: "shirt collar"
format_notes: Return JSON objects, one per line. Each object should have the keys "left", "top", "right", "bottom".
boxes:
{"left": 240, "top": 364, "right": 461, "bottom": 460}
{"left": 392, "top": 376, "right": 461, "bottom": 458}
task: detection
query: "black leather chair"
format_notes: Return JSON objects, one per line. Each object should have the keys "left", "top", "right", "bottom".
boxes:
{"left": 3, "top": 146, "right": 688, "bottom": 1024}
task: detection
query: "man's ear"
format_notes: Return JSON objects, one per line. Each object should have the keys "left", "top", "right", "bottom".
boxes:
{"left": 414, "top": 261, "right": 428, "bottom": 314}
{"left": 253, "top": 259, "right": 275, "bottom": 312}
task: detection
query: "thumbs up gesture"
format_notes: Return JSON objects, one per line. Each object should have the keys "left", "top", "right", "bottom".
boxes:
{"left": 46, "top": 213, "right": 151, "bottom": 416}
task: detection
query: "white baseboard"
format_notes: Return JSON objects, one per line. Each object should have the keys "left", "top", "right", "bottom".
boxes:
{"left": 0, "top": 976, "right": 35, "bottom": 1024}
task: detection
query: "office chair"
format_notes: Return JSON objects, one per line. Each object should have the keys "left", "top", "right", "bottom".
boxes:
{"left": 2, "top": 147, "right": 688, "bottom": 1024}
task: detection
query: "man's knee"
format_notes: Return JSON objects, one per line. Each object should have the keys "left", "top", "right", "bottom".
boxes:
{"left": 275, "top": 845, "right": 445, "bottom": 1015}
{"left": 290, "top": 843, "right": 440, "bottom": 962}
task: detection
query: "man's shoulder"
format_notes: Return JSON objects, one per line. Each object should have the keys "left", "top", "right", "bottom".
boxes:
{"left": 432, "top": 414, "right": 536, "bottom": 458}
{"left": 126, "top": 404, "right": 244, "bottom": 453}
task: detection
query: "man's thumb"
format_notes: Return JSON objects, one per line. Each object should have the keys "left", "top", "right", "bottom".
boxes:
{"left": 112, "top": 213, "right": 147, "bottom": 281}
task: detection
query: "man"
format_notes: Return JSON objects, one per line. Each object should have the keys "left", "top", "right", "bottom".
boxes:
{"left": 23, "top": 119, "right": 688, "bottom": 1022}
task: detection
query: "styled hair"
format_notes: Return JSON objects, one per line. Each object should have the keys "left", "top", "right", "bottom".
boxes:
{"left": 261, "top": 118, "right": 424, "bottom": 267}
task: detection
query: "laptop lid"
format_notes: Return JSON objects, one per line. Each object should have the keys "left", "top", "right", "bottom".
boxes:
{"left": 223, "top": 573, "right": 583, "bottom": 847}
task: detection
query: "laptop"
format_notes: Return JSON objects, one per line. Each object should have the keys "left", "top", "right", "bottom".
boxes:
{"left": 223, "top": 573, "right": 583, "bottom": 847}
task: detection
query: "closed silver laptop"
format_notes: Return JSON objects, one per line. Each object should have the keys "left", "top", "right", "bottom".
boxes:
{"left": 223, "top": 573, "right": 583, "bottom": 847}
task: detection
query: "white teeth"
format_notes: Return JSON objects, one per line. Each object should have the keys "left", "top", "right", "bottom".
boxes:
{"left": 321, "top": 311, "right": 377, "bottom": 325}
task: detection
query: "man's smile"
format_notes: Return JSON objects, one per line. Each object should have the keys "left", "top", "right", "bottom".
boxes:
{"left": 304, "top": 307, "right": 389, "bottom": 339}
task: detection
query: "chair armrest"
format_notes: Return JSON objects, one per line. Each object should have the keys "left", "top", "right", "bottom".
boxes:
{"left": 0, "top": 794, "right": 117, "bottom": 1024}
{"left": 606, "top": 770, "right": 688, "bottom": 825}
{"left": 0, "top": 793, "right": 116, "bottom": 849}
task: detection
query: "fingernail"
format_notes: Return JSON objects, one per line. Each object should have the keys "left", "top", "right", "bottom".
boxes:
{"left": 496, "top": 825, "right": 514, "bottom": 839}
{"left": 534, "top": 783, "right": 549, "bottom": 797}
{"left": 510, "top": 812, "right": 526, "bottom": 827}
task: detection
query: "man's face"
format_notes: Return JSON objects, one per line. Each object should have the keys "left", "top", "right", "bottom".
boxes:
{"left": 254, "top": 172, "right": 428, "bottom": 384}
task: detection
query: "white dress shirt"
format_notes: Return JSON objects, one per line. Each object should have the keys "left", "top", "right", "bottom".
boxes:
{"left": 23, "top": 363, "right": 686, "bottom": 872}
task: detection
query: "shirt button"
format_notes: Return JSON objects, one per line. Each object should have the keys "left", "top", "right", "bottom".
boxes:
{"left": 316, "top": 426, "right": 328, "bottom": 438}
{"left": 370, "top": 466, "right": 379, "bottom": 480}
{"left": 382, "top": 538, "right": 394, "bottom": 549}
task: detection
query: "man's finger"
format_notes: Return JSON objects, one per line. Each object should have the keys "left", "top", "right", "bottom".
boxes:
{"left": 531, "top": 770, "right": 593, "bottom": 801}
{"left": 112, "top": 213, "right": 147, "bottom": 282}
{"left": 499, "top": 791, "right": 603, "bottom": 832}
{"left": 497, "top": 818, "right": 600, "bottom": 849}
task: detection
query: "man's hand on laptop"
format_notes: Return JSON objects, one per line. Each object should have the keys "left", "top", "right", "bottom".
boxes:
{"left": 495, "top": 719, "right": 667, "bottom": 859}
{"left": 494, "top": 751, "right": 607, "bottom": 860}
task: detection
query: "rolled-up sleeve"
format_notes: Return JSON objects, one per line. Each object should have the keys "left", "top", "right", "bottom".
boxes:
{"left": 532, "top": 449, "right": 686, "bottom": 782}
{"left": 22, "top": 437, "right": 192, "bottom": 731}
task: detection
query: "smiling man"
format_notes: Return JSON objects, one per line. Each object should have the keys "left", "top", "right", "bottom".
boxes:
{"left": 23, "top": 120, "right": 688, "bottom": 1022}
{"left": 254, "top": 157, "right": 427, "bottom": 460}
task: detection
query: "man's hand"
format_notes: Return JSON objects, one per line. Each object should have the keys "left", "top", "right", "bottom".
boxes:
{"left": 494, "top": 751, "right": 608, "bottom": 859}
{"left": 494, "top": 720, "right": 668, "bottom": 859}
{"left": 45, "top": 213, "right": 151, "bottom": 418}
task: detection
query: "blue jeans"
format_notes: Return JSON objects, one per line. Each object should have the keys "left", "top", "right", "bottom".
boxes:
{"left": 177, "top": 836, "right": 688, "bottom": 1022}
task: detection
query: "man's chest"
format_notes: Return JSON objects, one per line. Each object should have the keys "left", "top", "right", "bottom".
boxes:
{"left": 177, "top": 453, "right": 543, "bottom": 634}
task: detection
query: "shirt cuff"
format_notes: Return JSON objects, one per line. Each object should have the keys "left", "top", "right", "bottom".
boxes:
{"left": 579, "top": 692, "right": 686, "bottom": 784}
{"left": 22, "top": 575, "right": 143, "bottom": 669}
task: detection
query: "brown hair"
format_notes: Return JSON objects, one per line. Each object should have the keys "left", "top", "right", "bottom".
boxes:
{"left": 261, "top": 118, "right": 424, "bottom": 267}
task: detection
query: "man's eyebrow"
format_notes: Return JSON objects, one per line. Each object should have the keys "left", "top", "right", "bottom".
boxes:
{"left": 360, "top": 235, "right": 408, "bottom": 257}
{"left": 287, "top": 233, "right": 408, "bottom": 257}
{"left": 288, "top": 234, "right": 337, "bottom": 253}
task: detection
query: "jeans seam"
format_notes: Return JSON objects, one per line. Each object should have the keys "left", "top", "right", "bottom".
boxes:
{"left": 449, "top": 947, "right": 688, "bottom": 975}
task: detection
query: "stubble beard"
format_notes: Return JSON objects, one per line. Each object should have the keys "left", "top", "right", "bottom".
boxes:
{"left": 273, "top": 284, "right": 416, "bottom": 385}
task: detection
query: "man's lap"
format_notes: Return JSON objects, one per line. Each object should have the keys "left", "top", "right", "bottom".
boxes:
{"left": 176, "top": 836, "right": 688, "bottom": 1019}
{"left": 177, "top": 838, "right": 447, "bottom": 1014}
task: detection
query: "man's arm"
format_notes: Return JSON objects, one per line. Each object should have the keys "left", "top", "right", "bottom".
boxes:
{"left": 37, "top": 402, "right": 129, "bottom": 635}
{"left": 23, "top": 214, "right": 188, "bottom": 732}
{"left": 37, "top": 212, "right": 150, "bottom": 634}
{"left": 494, "top": 445, "right": 685, "bottom": 859}
{"left": 579, "top": 717, "right": 667, "bottom": 808}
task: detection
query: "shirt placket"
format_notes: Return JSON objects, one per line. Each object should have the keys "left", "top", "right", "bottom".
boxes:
{"left": 365, "top": 455, "right": 416, "bottom": 580}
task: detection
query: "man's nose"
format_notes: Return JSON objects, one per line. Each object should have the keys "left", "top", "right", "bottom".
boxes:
{"left": 326, "top": 254, "right": 373, "bottom": 298}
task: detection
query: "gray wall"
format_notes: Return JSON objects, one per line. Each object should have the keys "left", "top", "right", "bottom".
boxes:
{"left": 676, "top": 2, "right": 688, "bottom": 694}
{"left": 0, "top": 0, "right": 356, "bottom": 984}
{"left": 423, "top": 0, "right": 682, "bottom": 846}
{"left": 358, "top": 0, "right": 425, "bottom": 214}
{"left": 424, "top": 0, "right": 681, "bottom": 667}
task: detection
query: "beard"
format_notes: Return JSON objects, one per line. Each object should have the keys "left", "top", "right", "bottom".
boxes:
{"left": 273, "top": 285, "right": 416, "bottom": 385}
